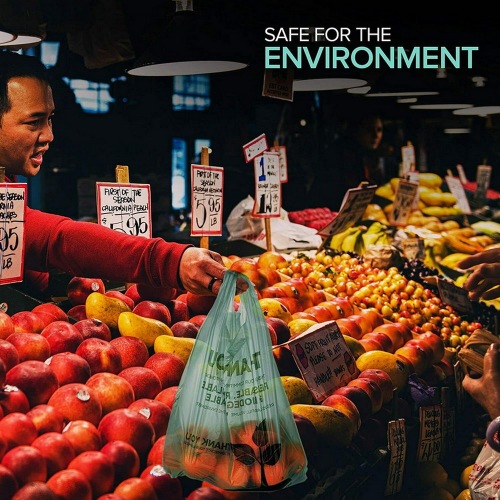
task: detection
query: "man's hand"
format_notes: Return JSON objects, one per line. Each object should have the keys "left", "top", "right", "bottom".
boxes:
{"left": 462, "top": 343, "right": 500, "bottom": 419}
{"left": 458, "top": 248, "right": 500, "bottom": 301}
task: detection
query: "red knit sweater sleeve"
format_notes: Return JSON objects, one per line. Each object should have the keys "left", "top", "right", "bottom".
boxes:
{"left": 24, "top": 207, "right": 190, "bottom": 290}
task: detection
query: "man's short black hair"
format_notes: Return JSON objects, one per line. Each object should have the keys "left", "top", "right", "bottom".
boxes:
{"left": 0, "top": 50, "right": 50, "bottom": 118}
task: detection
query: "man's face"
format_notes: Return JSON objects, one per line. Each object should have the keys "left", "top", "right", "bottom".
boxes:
{"left": 0, "top": 76, "right": 55, "bottom": 177}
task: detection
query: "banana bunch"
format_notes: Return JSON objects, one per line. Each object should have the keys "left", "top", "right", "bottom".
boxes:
{"left": 329, "top": 222, "right": 391, "bottom": 255}
{"left": 439, "top": 252, "right": 472, "bottom": 269}
{"left": 443, "top": 233, "right": 486, "bottom": 255}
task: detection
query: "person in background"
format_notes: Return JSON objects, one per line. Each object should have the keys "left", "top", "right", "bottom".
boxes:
{"left": 0, "top": 50, "right": 237, "bottom": 298}
{"left": 459, "top": 247, "right": 500, "bottom": 419}
{"left": 309, "top": 112, "right": 398, "bottom": 211}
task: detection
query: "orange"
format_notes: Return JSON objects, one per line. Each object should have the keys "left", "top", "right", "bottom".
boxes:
{"left": 355, "top": 350, "right": 411, "bottom": 391}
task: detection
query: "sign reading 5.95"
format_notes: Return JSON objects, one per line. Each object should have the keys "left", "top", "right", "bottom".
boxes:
{"left": 191, "top": 165, "right": 224, "bottom": 236}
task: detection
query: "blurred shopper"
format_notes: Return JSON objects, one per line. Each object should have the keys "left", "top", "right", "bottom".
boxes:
{"left": 0, "top": 51, "right": 237, "bottom": 298}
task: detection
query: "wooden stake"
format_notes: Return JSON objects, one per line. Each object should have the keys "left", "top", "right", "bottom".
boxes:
{"left": 0, "top": 167, "right": 5, "bottom": 183}
{"left": 200, "top": 147, "right": 210, "bottom": 249}
{"left": 115, "top": 165, "right": 129, "bottom": 183}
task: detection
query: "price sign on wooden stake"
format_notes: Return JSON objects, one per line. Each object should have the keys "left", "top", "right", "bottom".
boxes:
{"left": 252, "top": 152, "right": 281, "bottom": 218}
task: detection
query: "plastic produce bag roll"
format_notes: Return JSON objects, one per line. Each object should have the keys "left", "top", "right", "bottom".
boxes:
{"left": 163, "top": 270, "right": 308, "bottom": 491}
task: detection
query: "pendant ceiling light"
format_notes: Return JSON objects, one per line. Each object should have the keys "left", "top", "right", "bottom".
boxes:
{"left": 0, "top": 0, "right": 44, "bottom": 49}
{"left": 0, "top": 25, "right": 16, "bottom": 44}
{"left": 127, "top": 0, "right": 248, "bottom": 77}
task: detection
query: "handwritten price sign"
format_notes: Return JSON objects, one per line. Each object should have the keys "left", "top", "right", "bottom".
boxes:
{"left": 252, "top": 152, "right": 281, "bottom": 218}
{"left": 242, "top": 133, "right": 268, "bottom": 163}
{"left": 0, "top": 183, "right": 27, "bottom": 285}
{"left": 191, "top": 164, "right": 224, "bottom": 236}
{"left": 96, "top": 183, "right": 152, "bottom": 238}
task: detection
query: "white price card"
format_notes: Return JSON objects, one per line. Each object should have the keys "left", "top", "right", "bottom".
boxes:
{"left": 242, "top": 133, "right": 268, "bottom": 163}
{"left": 0, "top": 183, "right": 27, "bottom": 285}
{"left": 407, "top": 170, "right": 420, "bottom": 209}
{"left": 190, "top": 164, "right": 224, "bottom": 236}
{"left": 385, "top": 419, "right": 407, "bottom": 496}
{"left": 445, "top": 176, "right": 471, "bottom": 214}
{"left": 389, "top": 179, "right": 419, "bottom": 227}
{"left": 400, "top": 143, "right": 416, "bottom": 176}
{"left": 456, "top": 164, "right": 468, "bottom": 184}
{"left": 475, "top": 164, "right": 492, "bottom": 200}
{"left": 417, "top": 405, "right": 443, "bottom": 462}
{"left": 262, "top": 67, "right": 294, "bottom": 102}
{"left": 437, "top": 278, "right": 474, "bottom": 314}
{"left": 285, "top": 320, "right": 359, "bottom": 402}
{"left": 252, "top": 152, "right": 281, "bottom": 218}
{"left": 318, "top": 185, "right": 376, "bottom": 238}
{"left": 270, "top": 145, "right": 288, "bottom": 183}
{"left": 96, "top": 182, "right": 152, "bottom": 238}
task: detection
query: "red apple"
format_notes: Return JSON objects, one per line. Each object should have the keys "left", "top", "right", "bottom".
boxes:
{"left": 48, "top": 384, "right": 102, "bottom": 427}
{"left": 186, "top": 292, "right": 216, "bottom": 316}
{"left": 6, "top": 332, "right": 51, "bottom": 362}
{"left": 333, "top": 385, "right": 373, "bottom": 422}
{"left": 0, "top": 313, "right": 15, "bottom": 340}
{"left": 265, "top": 317, "right": 291, "bottom": 344}
{"left": 134, "top": 284, "right": 177, "bottom": 304}
{"left": 347, "top": 377, "right": 383, "bottom": 414}
{"left": 5, "top": 360, "right": 59, "bottom": 407}
{"left": 188, "top": 315, "right": 207, "bottom": 328}
{"left": 272, "top": 346, "right": 300, "bottom": 377}
{"left": 67, "top": 450, "right": 115, "bottom": 498}
{"left": 113, "top": 476, "right": 158, "bottom": 499}
{"left": 265, "top": 322, "right": 278, "bottom": 345}
{"left": 0, "top": 412, "right": 38, "bottom": 450}
{"left": 358, "top": 369, "right": 395, "bottom": 404}
{"left": 67, "top": 305, "right": 87, "bottom": 322}
{"left": 0, "top": 339, "right": 19, "bottom": 371}
{"left": 26, "top": 404, "right": 66, "bottom": 434}
{"left": 154, "top": 386, "right": 178, "bottom": 410}
{"left": 73, "top": 318, "right": 112, "bottom": 342}
{"left": 45, "top": 352, "right": 91, "bottom": 385}
{"left": 98, "top": 408, "right": 156, "bottom": 460}
{"left": 0, "top": 385, "right": 30, "bottom": 414}
{"left": 0, "top": 358, "right": 5, "bottom": 388}
{"left": 9, "top": 481, "right": 56, "bottom": 499}
{"left": 175, "top": 293, "right": 188, "bottom": 303}
{"left": 105, "top": 290, "right": 135, "bottom": 310}
{"left": 66, "top": 277, "right": 105, "bottom": 306}
{"left": 31, "top": 432, "right": 76, "bottom": 477}
{"left": 133, "top": 300, "right": 172, "bottom": 326}
{"left": 109, "top": 336, "right": 149, "bottom": 369}
{"left": 100, "top": 440, "right": 140, "bottom": 486}
{"left": 170, "top": 321, "right": 199, "bottom": 339}
{"left": 258, "top": 267, "right": 281, "bottom": 287}
{"left": 139, "top": 464, "right": 183, "bottom": 500}
{"left": 144, "top": 352, "right": 185, "bottom": 390}
{"left": 40, "top": 321, "right": 84, "bottom": 355}
{"left": 0, "top": 463, "right": 18, "bottom": 499}
{"left": 86, "top": 372, "right": 135, "bottom": 416}
{"left": 166, "top": 300, "right": 190, "bottom": 324}
{"left": 185, "top": 486, "right": 225, "bottom": 500}
{"left": 146, "top": 434, "right": 165, "bottom": 466}
{"left": 75, "top": 338, "right": 122, "bottom": 375}
{"left": 1, "top": 445, "right": 47, "bottom": 486}
{"left": 32, "top": 303, "right": 69, "bottom": 324}
{"left": 10, "top": 311, "right": 45, "bottom": 333}
{"left": 45, "top": 468, "right": 93, "bottom": 500}
{"left": 119, "top": 366, "right": 162, "bottom": 400}
{"left": 61, "top": 420, "right": 102, "bottom": 455}
{"left": 128, "top": 398, "right": 171, "bottom": 440}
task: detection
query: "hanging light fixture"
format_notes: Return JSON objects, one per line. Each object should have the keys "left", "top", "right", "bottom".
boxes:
{"left": 0, "top": 24, "right": 16, "bottom": 44}
{"left": 127, "top": 0, "right": 248, "bottom": 77}
{"left": 0, "top": 0, "right": 44, "bottom": 49}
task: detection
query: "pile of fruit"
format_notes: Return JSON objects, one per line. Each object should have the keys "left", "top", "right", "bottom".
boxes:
{"left": 287, "top": 207, "right": 338, "bottom": 230}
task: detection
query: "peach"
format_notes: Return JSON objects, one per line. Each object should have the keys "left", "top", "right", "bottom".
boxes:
{"left": 188, "top": 314, "right": 207, "bottom": 328}
{"left": 62, "top": 420, "right": 102, "bottom": 455}
{"left": 144, "top": 352, "right": 185, "bottom": 390}
{"left": 26, "top": 404, "right": 66, "bottom": 434}
{"left": 372, "top": 323, "right": 406, "bottom": 351}
{"left": 0, "top": 412, "right": 38, "bottom": 449}
{"left": 362, "top": 332, "right": 393, "bottom": 353}
{"left": 86, "top": 372, "right": 135, "bottom": 416}
{"left": 358, "top": 369, "right": 395, "bottom": 404}
{"left": 48, "top": 384, "right": 102, "bottom": 426}
{"left": 98, "top": 408, "right": 156, "bottom": 460}
{"left": 66, "top": 276, "right": 105, "bottom": 306}
{"left": 128, "top": 398, "right": 171, "bottom": 439}
{"left": 321, "top": 393, "right": 361, "bottom": 432}
{"left": 258, "top": 267, "right": 282, "bottom": 287}
{"left": 32, "top": 303, "right": 69, "bottom": 324}
{"left": 0, "top": 339, "right": 19, "bottom": 371}
{"left": 146, "top": 434, "right": 165, "bottom": 466}
{"left": 170, "top": 320, "right": 199, "bottom": 339}
{"left": 67, "top": 305, "right": 87, "bottom": 321}
{"left": 0, "top": 385, "right": 30, "bottom": 414}
{"left": 303, "top": 305, "right": 333, "bottom": 323}
{"left": 133, "top": 300, "right": 172, "bottom": 326}
{"left": 6, "top": 332, "right": 51, "bottom": 362}
{"left": 357, "top": 308, "right": 384, "bottom": 330}
{"left": 165, "top": 300, "right": 190, "bottom": 324}
{"left": 110, "top": 336, "right": 149, "bottom": 369}
{"left": 0, "top": 312, "right": 14, "bottom": 340}
{"left": 133, "top": 284, "right": 177, "bottom": 304}
{"left": 75, "top": 338, "right": 122, "bottom": 375}
{"left": 41, "top": 321, "right": 84, "bottom": 355}
{"left": 395, "top": 343, "right": 431, "bottom": 376}
{"left": 139, "top": 464, "right": 183, "bottom": 500}
{"left": 347, "top": 377, "right": 383, "bottom": 414}
{"left": 333, "top": 384, "right": 373, "bottom": 422}
{"left": 119, "top": 367, "right": 162, "bottom": 400}
{"left": 265, "top": 317, "right": 290, "bottom": 344}
{"left": 154, "top": 386, "right": 178, "bottom": 409}
{"left": 105, "top": 290, "right": 135, "bottom": 310}
{"left": 0, "top": 463, "right": 18, "bottom": 498}
{"left": 1, "top": 445, "right": 47, "bottom": 486}
{"left": 275, "top": 297, "right": 303, "bottom": 314}
{"left": 256, "top": 250, "right": 287, "bottom": 270}
{"left": 260, "top": 286, "right": 288, "bottom": 299}
{"left": 45, "top": 352, "right": 91, "bottom": 385}
{"left": 67, "top": 450, "right": 115, "bottom": 498}
{"left": 9, "top": 481, "right": 55, "bottom": 498}
{"left": 272, "top": 346, "right": 300, "bottom": 377}
{"left": 113, "top": 477, "right": 158, "bottom": 499}
{"left": 416, "top": 332, "right": 445, "bottom": 364}
{"left": 5, "top": 360, "right": 59, "bottom": 406}
{"left": 265, "top": 322, "right": 278, "bottom": 345}
{"left": 186, "top": 486, "right": 225, "bottom": 500}
{"left": 230, "top": 258, "right": 267, "bottom": 289}
{"left": 359, "top": 337, "right": 385, "bottom": 352}
{"left": 31, "top": 431, "right": 76, "bottom": 477}
{"left": 73, "top": 318, "right": 112, "bottom": 342}
{"left": 10, "top": 311, "right": 45, "bottom": 333}
{"left": 335, "top": 318, "right": 362, "bottom": 340}
{"left": 45, "top": 468, "right": 93, "bottom": 500}
{"left": 100, "top": 440, "right": 140, "bottom": 486}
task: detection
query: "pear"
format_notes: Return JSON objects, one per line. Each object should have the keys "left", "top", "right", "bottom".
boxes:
{"left": 154, "top": 335, "right": 195, "bottom": 364}
{"left": 118, "top": 311, "right": 172, "bottom": 348}
{"left": 85, "top": 291, "right": 131, "bottom": 329}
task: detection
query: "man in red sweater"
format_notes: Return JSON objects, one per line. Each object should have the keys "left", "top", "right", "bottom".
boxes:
{"left": 0, "top": 51, "right": 232, "bottom": 298}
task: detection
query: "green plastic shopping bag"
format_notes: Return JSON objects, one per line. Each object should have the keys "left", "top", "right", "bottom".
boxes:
{"left": 162, "top": 270, "right": 308, "bottom": 491}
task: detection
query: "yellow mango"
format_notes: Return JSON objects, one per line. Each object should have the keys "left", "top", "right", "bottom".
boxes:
{"left": 118, "top": 311, "right": 173, "bottom": 348}
{"left": 375, "top": 183, "right": 394, "bottom": 201}
{"left": 419, "top": 172, "right": 443, "bottom": 188}
{"left": 154, "top": 335, "right": 195, "bottom": 364}
{"left": 420, "top": 191, "right": 458, "bottom": 207}
{"left": 85, "top": 292, "right": 131, "bottom": 329}
{"left": 281, "top": 376, "right": 314, "bottom": 405}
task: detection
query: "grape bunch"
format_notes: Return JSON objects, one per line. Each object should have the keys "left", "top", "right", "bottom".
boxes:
{"left": 400, "top": 258, "right": 440, "bottom": 289}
